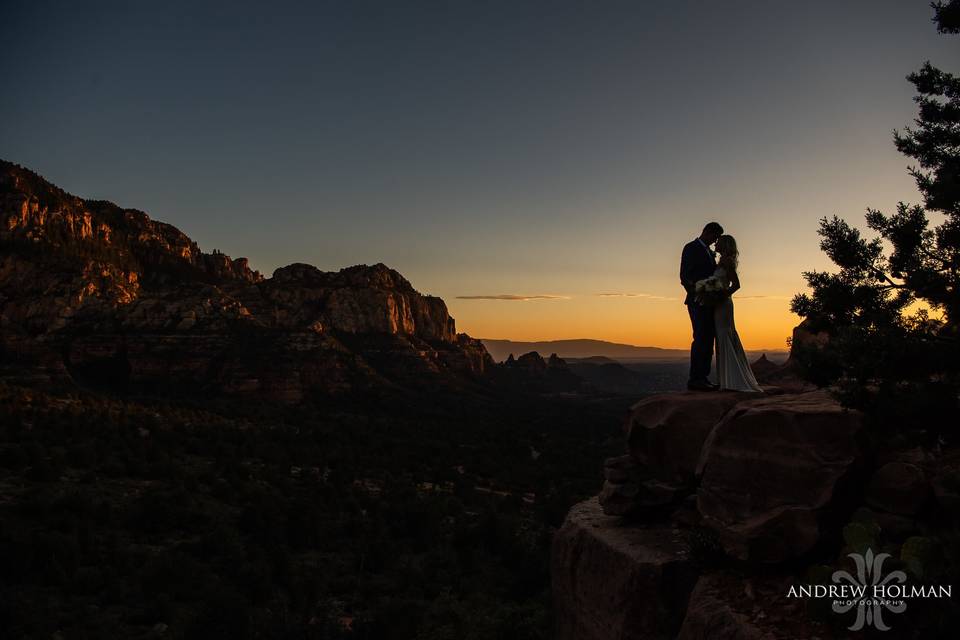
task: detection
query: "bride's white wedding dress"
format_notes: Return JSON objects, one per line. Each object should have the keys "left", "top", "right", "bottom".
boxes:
{"left": 713, "top": 266, "right": 763, "bottom": 392}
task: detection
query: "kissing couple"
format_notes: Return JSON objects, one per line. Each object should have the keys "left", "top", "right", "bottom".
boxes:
{"left": 680, "top": 222, "right": 763, "bottom": 393}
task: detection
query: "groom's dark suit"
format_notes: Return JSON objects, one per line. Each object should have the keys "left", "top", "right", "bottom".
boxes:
{"left": 680, "top": 238, "right": 717, "bottom": 384}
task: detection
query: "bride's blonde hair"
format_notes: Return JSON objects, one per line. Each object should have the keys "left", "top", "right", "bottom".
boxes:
{"left": 716, "top": 234, "right": 739, "bottom": 271}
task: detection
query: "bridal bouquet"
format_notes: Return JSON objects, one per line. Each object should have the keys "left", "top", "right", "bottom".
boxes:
{"left": 694, "top": 275, "right": 726, "bottom": 306}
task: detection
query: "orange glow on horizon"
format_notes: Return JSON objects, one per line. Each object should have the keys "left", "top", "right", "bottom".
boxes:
{"left": 447, "top": 295, "right": 798, "bottom": 351}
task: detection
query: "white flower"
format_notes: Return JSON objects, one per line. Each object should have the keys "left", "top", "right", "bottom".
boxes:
{"left": 692, "top": 275, "right": 727, "bottom": 306}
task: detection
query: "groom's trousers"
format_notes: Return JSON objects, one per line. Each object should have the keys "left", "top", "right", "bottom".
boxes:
{"left": 687, "top": 302, "right": 715, "bottom": 383}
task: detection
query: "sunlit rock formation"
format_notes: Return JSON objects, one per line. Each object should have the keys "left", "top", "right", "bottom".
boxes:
{"left": 0, "top": 160, "right": 492, "bottom": 401}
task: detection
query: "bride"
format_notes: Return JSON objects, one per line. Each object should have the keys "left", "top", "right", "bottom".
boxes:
{"left": 712, "top": 235, "right": 763, "bottom": 392}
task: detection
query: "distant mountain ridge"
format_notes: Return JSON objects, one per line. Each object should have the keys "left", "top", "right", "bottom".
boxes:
{"left": 481, "top": 339, "right": 788, "bottom": 363}
{"left": 481, "top": 339, "right": 684, "bottom": 362}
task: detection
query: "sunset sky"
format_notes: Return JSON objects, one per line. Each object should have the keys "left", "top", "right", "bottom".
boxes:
{"left": 2, "top": 1, "right": 956, "bottom": 349}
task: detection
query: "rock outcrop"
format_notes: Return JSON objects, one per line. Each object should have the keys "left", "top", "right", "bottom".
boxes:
{"left": 0, "top": 160, "right": 493, "bottom": 400}
{"left": 598, "top": 392, "right": 758, "bottom": 517}
{"left": 495, "top": 351, "right": 582, "bottom": 392}
{"left": 788, "top": 319, "right": 830, "bottom": 359}
{"left": 676, "top": 573, "right": 832, "bottom": 639}
{"left": 625, "top": 392, "right": 754, "bottom": 489}
{"left": 554, "top": 389, "right": 872, "bottom": 637}
{"left": 599, "top": 454, "right": 687, "bottom": 516}
{"left": 748, "top": 353, "right": 779, "bottom": 379}
{"left": 551, "top": 497, "right": 698, "bottom": 640}
{"left": 866, "top": 461, "right": 931, "bottom": 517}
{"left": 931, "top": 450, "right": 960, "bottom": 524}
{"left": 696, "top": 390, "right": 864, "bottom": 562}
{"left": 596, "top": 390, "right": 865, "bottom": 559}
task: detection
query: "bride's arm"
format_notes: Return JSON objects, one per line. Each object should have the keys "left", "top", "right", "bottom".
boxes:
{"left": 728, "top": 268, "right": 741, "bottom": 295}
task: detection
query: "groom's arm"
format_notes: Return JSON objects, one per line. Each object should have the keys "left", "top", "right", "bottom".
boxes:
{"left": 679, "top": 243, "right": 696, "bottom": 291}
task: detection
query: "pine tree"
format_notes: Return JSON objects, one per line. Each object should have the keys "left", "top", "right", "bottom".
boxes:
{"left": 790, "top": 1, "right": 959, "bottom": 438}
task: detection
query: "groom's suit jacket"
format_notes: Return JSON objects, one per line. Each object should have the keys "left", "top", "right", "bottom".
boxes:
{"left": 679, "top": 239, "right": 716, "bottom": 305}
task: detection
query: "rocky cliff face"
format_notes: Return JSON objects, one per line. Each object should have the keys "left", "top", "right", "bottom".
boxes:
{"left": 0, "top": 160, "right": 492, "bottom": 401}
{"left": 553, "top": 388, "right": 959, "bottom": 639}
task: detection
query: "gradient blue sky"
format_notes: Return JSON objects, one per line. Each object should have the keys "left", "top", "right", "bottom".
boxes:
{"left": 2, "top": 1, "right": 956, "bottom": 347}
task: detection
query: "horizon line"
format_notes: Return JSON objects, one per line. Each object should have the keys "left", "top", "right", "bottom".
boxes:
{"left": 476, "top": 336, "right": 791, "bottom": 351}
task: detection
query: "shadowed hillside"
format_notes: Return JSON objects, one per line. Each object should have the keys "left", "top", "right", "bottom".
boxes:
{"left": 0, "top": 161, "right": 648, "bottom": 639}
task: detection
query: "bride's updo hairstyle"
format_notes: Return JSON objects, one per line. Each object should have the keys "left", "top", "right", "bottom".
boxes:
{"left": 716, "top": 235, "right": 739, "bottom": 270}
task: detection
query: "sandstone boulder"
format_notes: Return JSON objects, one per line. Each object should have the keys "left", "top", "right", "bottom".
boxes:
{"left": 930, "top": 450, "right": 960, "bottom": 522}
{"left": 599, "top": 454, "right": 688, "bottom": 516}
{"left": 599, "top": 478, "right": 688, "bottom": 517}
{"left": 866, "top": 461, "right": 930, "bottom": 516}
{"left": 787, "top": 319, "right": 829, "bottom": 361}
{"left": 677, "top": 573, "right": 832, "bottom": 639}
{"left": 603, "top": 454, "right": 640, "bottom": 484}
{"left": 551, "top": 497, "right": 698, "bottom": 640}
{"left": 625, "top": 392, "right": 753, "bottom": 488}
{"left": 696, "top": 390, "right": 863, "bottom": 562}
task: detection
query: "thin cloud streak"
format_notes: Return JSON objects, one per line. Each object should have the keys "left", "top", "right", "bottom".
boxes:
{"left": 456, "top": 294, "right": 570, "bottom": 301}
{"left": 595, "top": 293, "right": 678, "bottom": 301}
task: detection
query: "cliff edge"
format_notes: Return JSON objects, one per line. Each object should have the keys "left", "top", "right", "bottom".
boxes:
{"left": 551, "top": 388, "right": 960, "bottom": 638}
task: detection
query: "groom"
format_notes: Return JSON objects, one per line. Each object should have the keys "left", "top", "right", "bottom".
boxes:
{"left": 680, "top": 222, "right": 724, "bottom": 391}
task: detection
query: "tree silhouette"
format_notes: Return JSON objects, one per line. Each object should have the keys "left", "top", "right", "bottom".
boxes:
{"left": 791, "top": 0, "right": 959, "bottom": 436}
